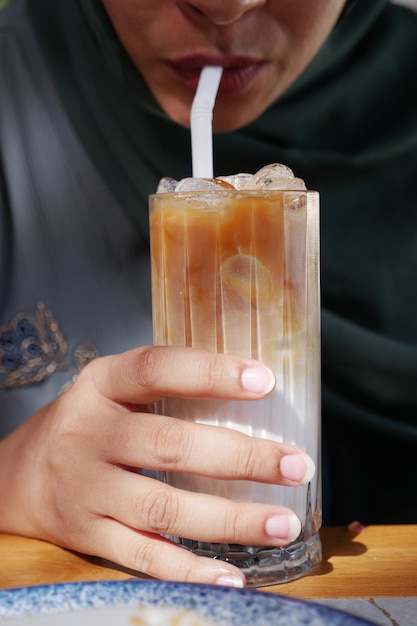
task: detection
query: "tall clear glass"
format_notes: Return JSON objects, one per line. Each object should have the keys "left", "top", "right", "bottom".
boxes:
{"left": 149, "top": 188, "right": 321, "bottom": 587}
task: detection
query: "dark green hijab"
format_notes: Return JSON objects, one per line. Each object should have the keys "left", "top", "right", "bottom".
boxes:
{"left": 28, "top": 0, "right": 393, "bottom": 234}
{"left": 28, "top": 0, "right": 417, "bottom": 525}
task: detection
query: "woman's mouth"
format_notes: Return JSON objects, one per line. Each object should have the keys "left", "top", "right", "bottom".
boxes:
{"left": 168, "top": 54, "right": 266, "bottom": 97}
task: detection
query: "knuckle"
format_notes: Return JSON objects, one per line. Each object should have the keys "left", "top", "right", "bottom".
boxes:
{"left": 134, "top": 346, "right": 161, "bottom": 392}
{"left": 197, "top": 352, "right": 232, "bottom": 395}
{"left": 142, "top": 487, "right": 179, "bottom": 534}
{"left": 234, "top": 440, "right": 260, "bottom": 481}
{"left": 199, "top": 357, "right": 220, "bottom": 394}
{"left": 130, "top": 539, "right": 162, "bottom": 575}
{"left": 149, "top": 419, "right": 190, "bottom": 467}
{"left": 223, "top": 506, "right": 246, "bottom": 541}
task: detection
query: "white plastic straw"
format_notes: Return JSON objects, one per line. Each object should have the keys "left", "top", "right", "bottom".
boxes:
{"left": 191, "top": 66, "right": 223, "bottom": 178}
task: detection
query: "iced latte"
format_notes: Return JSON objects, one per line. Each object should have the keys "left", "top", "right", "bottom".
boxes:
{"left": 149, "top": 164, "right": 321, "bottom": 586}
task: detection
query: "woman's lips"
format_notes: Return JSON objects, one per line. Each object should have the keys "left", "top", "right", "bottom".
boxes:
{"left": 168, "top": 55, "right": 266, "bottom": 97}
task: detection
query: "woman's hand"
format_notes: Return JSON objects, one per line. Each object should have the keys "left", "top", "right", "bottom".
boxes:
{"left": 0, "top": 346, "right": 314, "bottom": 587}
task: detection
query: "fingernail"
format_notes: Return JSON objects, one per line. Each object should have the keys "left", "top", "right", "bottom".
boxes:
{"left": 265, "top": 514, "right": 301, "bottom": 542}
{"left": 215, "top": 575, "right": 245, "bottom": 588}
{"left": 280, "top": 453, "right": 315, "bottom": 485}
{"left": 241, "top": 366, "right": 275, "bottom": 394}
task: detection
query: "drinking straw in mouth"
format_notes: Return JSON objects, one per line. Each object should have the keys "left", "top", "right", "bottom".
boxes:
{"left": 191, "top": 66, "right": 223, "bottom": 179}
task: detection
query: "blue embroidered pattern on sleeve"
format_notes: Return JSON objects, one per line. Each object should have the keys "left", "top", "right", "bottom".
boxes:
{"left": 0, "top": 303, "right": 99, "bottom": 390}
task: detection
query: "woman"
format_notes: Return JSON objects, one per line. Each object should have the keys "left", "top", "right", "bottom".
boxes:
{"left": 1, "top": 0, "right": 416, "bottom": 585}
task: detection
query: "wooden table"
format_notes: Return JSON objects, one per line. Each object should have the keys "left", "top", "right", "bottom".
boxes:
{"left": 0, "top": 525, "right": 416, "bottom": 598}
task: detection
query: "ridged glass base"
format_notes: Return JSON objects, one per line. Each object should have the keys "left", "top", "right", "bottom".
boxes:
{"left": 172, "top": 531, "right": 322, "bottom": 588}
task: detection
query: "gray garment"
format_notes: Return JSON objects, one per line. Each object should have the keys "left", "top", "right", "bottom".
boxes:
{"left": 0, "top": 0, "right": 153, "bottom": 437}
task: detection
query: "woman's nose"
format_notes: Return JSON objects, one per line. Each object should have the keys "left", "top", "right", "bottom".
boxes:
{"left": 178, "top": 0, "right": 266, "bottom": 26}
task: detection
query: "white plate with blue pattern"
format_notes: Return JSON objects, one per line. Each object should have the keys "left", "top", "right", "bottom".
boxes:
{"left": 0, "top": 579, "right": 378, "bottom": 625}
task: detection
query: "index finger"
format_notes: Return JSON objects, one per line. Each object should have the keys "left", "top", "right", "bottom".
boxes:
{"left": 84, "top": 345, "right": 276, "bottom": 405}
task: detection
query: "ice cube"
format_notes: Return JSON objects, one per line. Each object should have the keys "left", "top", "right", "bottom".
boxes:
{"left": 157, "top": 164, "right": 306, "bottom": 194}
{"left": 174, "top": 177, "right": 234, "bottom": 192}
{"left": 156, "top": 177, "right": 178, "bottom": 193}
{"left": 217, "top": 173, "right": 254, "bottom": 190}
{"left": 220, "top": 254, "right": 275, "bottom": 309}
{"left": 280, "top": 177, "right": 307, "bottom": 190}
{"left": 253, "top": 163, "right": 295, "bottom": 189}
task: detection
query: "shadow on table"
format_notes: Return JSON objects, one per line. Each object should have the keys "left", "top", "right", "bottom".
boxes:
{"left": 71, "top": 526, "right": 368, "bottom": 581}
{"left": 311, "top": 526, "right": 368, "bottom": 577}
{"left": 72, "top": 552, "right": 153, "bottom": 580}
